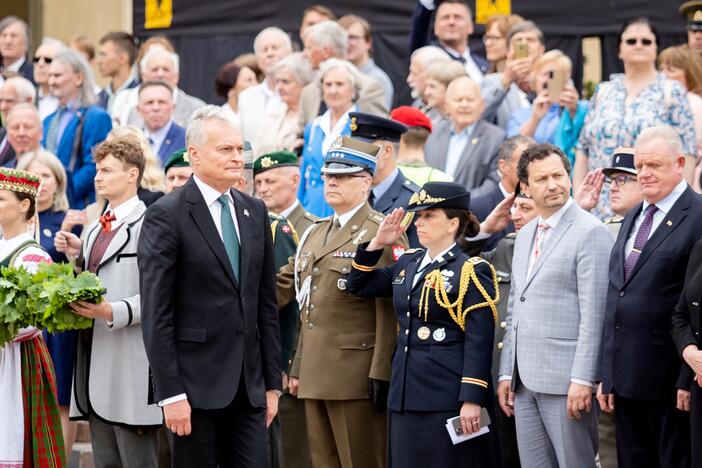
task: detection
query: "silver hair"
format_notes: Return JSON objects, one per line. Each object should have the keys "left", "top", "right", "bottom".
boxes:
{"left": 304, "top": 20, "right": 348, "bottom": 58}
{"left": 253, "top": 27, "right": 293, "bottom": 55}
{"left": 6, "top": 102, "right": 41, "bottom": 126}
{"left": 318, "top": 58, "right": 362, "bottom": 99}
{"left": 139, "top": 46, "right": 180, "bottom": 75}
{"left": 53, "top": 49, "right": 97, "bottom": 106}
{"left": 39, "top": 36, "right": 66, "bottom": 49}
{"left": 271, "top": 52, "right": 314, "bottom": 87}
{"left": 1, "top": 76, "right": 36, "bottom": 104}
{"left": 0, "top": 16, "right": 30, "bottom": 55}
{"left": 635, "top": 125, "right": 684, "bottom": 157}
{"left": 186, "top": 105, "right": 240, "bottom": 148}
{"left": 410, "top": 45, "right": 451, "bottom": 69}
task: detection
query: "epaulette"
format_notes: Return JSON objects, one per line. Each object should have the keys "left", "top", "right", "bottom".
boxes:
{"left": 403, "top": 247, "right": 424, "bottom": 255}
{"left": 505, "top": 232, "right": 517, "bottom": 239}
{"left": 403, "top": 178, "right": 421, "bottom": 192}
{"left": 468, "top": 256, "right": 489, "bottom": 266}
{"left": 268, "top": 211, "right": 284, "bottom": 221}
{"left": 315, "top": 216, "right": 332, "bottom": 223}
{"left": 604, "top": 215, "right": 624, "bottom": 225}
{"left": 368, "top": 211, "right": 385, "bottom": 224}
{"left": 303, "top": 211, "right": 318, "bottom": 221}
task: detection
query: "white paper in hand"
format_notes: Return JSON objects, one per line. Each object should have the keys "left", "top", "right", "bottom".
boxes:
{"left": 445, "top": 417, "right": 490, "bottom": 445}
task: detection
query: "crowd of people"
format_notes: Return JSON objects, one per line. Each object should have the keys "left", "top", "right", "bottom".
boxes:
{"left": 1, "top": 0, "right": 702, "bottom": 467}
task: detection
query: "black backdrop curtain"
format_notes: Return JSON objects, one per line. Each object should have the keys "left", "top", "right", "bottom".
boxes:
{"left": 133, "top": 1, "right": 688, "bottom": 106}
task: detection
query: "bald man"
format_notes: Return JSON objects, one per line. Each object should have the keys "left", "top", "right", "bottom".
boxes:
{"left": 424, "top": 76, "right": 506, "bottom": 197}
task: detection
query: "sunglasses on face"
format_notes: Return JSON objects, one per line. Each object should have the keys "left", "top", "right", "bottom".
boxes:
{"left": 33, "top": 56, "right": 53, "bottom": 64}
{"left": 624, "top": 38, "right": 654, "bottom": 46}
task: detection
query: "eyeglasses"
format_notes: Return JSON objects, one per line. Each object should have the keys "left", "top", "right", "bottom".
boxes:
{"left": 483, "top": 35, "right": 503, "bottom": 44}
{"left": 624, "top": 38, "right": 654, "bottom": 46}
{"left": 33, "top": 56, "right": 53, "bottom": 64}
{"left": 605, "top": 175, "right": 637, "bottom": 187}
{"left": 321, "top": 173, "right": 369, "bottom": 181}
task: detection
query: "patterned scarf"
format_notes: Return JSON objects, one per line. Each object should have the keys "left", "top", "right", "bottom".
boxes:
{"left": 21, "top": 335, "right": 65, "bottom": 467}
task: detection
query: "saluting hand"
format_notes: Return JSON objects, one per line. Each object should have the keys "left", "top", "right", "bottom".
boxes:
{"left": 574, "top": 169, "right": 604, "bottom": 212}
{"left": 367, "top": 208, "right": 406, "bottom": 251}
{"left": 481, "top": 192, "right": 516, "bottom": 235}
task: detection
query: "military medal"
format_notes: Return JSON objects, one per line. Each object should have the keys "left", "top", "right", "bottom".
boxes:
{"left": 433, "top": 327, "right": 446, "bottom": 342}
{"left": 337, "top": 278, "right": 347, "bottom": 290}
{"left": 43, "top": 228, "right": 53, "bottom": 237}
{"left": 417, "top": 326, "right": 431, "bottom": 340}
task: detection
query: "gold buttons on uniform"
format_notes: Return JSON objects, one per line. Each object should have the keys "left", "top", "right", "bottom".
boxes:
{"left": 497, "top": 342, "right": 504, "bottom": 350}
{"left": 406, "top": 312, "right": 410, "bottom": 317}
{"left": 308, "top": 323, "right": 315, "bottom": 329}
{"left": 405, "top": 329, "right": 409, "bottom": 335}
{"left": 313, "top": 267, "right": 319, "bottom": 274}
{"left": 500, "top": 321, "right": 507, "bottom": 329}
{"left": 404, "top": 346, "right": 408, "bottom": 352}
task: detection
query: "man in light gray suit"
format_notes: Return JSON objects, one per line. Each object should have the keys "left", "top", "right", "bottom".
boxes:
{"left": 497, "top": 143, "right": 613, "bottom": 468}
{"left": 424, "top": 76, "right": 505, "bottom": 197}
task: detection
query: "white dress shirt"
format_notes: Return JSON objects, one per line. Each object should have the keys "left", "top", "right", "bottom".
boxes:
{"left": 158, "top": 176, "right": 241, "bottom": 407}
{"left": 334, "top": 201, "right": 366, "bottom": 228}
{"left": 444, "top": 46, "right": 484, "bottom": 85}
{"left": 624, "top": 180, "right": 687, "bottom": 256}
{"left": 318, "top": 105, "right": 355, "bottom": 156}
{"left": 105, "top": 195, "right": 141, "bottom": 232}
{"left": 280, "top": 199, "right": 300, "bottom": 219}
{"left": 412, "top": 243, "right": 456, "bottom": 287}
{"left": 144, "top": 121, "right": 173, "bottom": 157}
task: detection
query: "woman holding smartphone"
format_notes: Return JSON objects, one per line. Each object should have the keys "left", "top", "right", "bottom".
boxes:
{"left": 346, "top": 182, "right": 500, "bottom": 467}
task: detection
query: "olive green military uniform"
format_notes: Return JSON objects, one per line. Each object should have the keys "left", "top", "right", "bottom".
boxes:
{"left": 287, "top": 203, "right": 318, "bottom": 238}
{"left": 268, "top": 212, "right": 313, "bottom": 468}
{"left": 481, "top": 233, "right": 521, "bottom": 468}
{"left": 277, "top": 202, "right": 408, "bottom": 468}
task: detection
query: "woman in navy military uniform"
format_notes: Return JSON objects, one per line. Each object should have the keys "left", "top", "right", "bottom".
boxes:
{"left": 347, "top": 182, "right": 500, "bottom": 467}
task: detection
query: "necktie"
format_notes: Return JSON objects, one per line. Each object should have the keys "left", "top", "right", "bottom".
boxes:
{"left": 45, "top": 106, "right": 66, "bottom": 153}
{"left": 99, "top": 210, "right": 117, "bottom": 232}
{"left": 368, "top": 190, "right": 376, "bottom": 206}
{"left": 325, "top": 218, "right": 341, "bottom": 245}
{"left": 623, "top": 204, "right": 657, "bottom": 280}
{"left": 532, "top": 222, "right": 551, "bottom": 264}
{"left": 218, "top": 194, "right": 240, "bottom": 283}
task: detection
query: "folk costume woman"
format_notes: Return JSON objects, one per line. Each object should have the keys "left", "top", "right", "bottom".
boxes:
{"left": 347, "top": 182, "right": 500, "bottom": 467}
{"left": 0, "top": 168, "right": 64, "bottom": 467}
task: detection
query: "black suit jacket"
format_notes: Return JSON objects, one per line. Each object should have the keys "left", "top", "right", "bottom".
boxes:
{"left": 138, "top": 177, "right": 281, "bottom": 410}
{"left": 672, "top": 237, "right": 702, "bottom": 370}
{"left": 0, "top": 128, "right": 16, "bottom": 167}
{"left": 470, "top": 184, "right": 514, "bottom": 251}
{"left": 17, "top": 59, "right": 35, "bottom": 85}
{"left": 602, "top": 186, "right": 702, "bottom": 400}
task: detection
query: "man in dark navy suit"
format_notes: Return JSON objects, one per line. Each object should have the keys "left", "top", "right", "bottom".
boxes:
{"left": 350, "top": 111, "right": 422, "bottom": 247}
{"left": 471, "top": 135, "right": 534, "bottom": 251}
{"left": 598, "top": 126, "right": 702, "bottom": 468}
{"left": 137, "top": 80, "right": 186, "bottom": 166}
{"left": 408, "top": 0, "right": 489, "bottom": 84}
{"left": 0, "top": 16, "right": 34, "bottom": 85}
{"left": 138, "top": 105, "right": 282, "bottom": 467}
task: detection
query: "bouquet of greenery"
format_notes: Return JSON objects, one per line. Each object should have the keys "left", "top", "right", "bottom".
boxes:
{"left": 0, "top": 262, "right": 103, "bottom": 346}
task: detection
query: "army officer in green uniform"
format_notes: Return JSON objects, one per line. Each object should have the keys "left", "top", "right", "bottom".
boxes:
{"left": 276, "top": 136, "right": 408, "bottom": 468}
{"left": 346, "top": 182, "right": 501, "bottom": 467}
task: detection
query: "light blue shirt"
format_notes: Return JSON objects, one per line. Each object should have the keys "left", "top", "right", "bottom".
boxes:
{"left": 55, "top": 99, "right": 79, "bottom": 145}
{"left": 625, "top": 180, "right": 688, "bottom": 256}
{"left": 144, "top": 120, "right": 173, "bottom": 156}
{"left": 372, "top": 168, "right": 399, "bottom": 202}
{"left": 444, "top": 124, "right": 475, "bottom": 177}
{"left": 506, "top": 104, "right": 561, "bottom": 143}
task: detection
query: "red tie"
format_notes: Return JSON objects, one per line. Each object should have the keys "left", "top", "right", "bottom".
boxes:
{"left": 99, "top": 210, "right": 117, "bottom": 232}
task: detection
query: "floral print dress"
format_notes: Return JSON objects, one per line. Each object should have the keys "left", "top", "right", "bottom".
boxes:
{"left": 578, "top": 73, "right": 697, "bottom": 220}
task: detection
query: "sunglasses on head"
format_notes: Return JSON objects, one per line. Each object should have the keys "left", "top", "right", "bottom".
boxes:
{"left": 33, "top": 56, "right": 53, "bottom": 64}
{"left": 624, "top": 38, "right": 654, "bottom": 46}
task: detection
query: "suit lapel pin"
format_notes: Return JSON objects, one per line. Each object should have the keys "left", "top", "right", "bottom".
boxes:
{"left": 243, "top": 209, "right": 250, "bottom": 218}
{"left": 471, "top": 137, "right": 479, "bottom": 145}
{"left": 666, "top": 220, "right": 672, "bottom": 226}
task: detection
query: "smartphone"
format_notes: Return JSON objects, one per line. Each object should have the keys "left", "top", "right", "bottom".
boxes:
{"left": 547, "top": 69, "right": 566, "bottom": 102}
{"left": 514, "top": 42, "right": 529, "bottom": 59}
{"left": 450, "top": 408, "right": 492, "bottom": 435}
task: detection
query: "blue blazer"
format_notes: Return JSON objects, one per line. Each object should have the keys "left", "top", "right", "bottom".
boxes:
{"left": 408, "top": 1, "right": 489, "bottom": 74}
{"left": 298, "top": 118, "right": 352, "bottom": 218}
{"left": 602, "top": 186, "right": 702, "bottom": 400}
{"left": 157, "top": 123, "right": 186, "bottom": 165}
{"left": 42, "top": 105, "right": 112, "bottom": 208}
{"left": 347, "top": 243, "right": 496, "bottom": 412}
{"left": 471, "top": 185, "right": 514, "bottom": 251}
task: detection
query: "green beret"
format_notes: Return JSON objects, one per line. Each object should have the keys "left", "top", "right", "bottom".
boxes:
{"left": 164, "top": 148, "right": 189, "bottom": 173}
{"left": 253, "top": 150, "right": 298, "bottom": 175}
